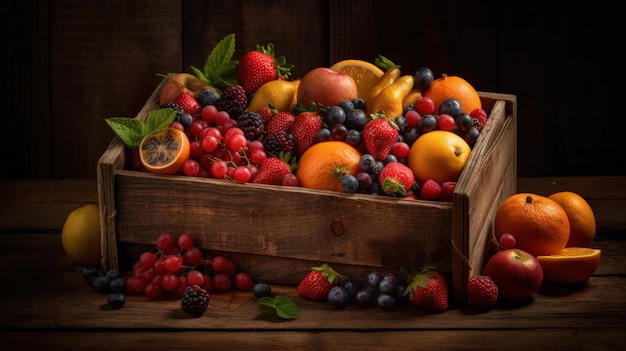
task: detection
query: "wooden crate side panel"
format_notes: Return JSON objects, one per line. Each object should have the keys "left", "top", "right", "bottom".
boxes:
{"left": 451, "top": 95, "right": 517, "bottom": 301}
{"left": 113, "top": 171, "right": 453, "bottom": 271}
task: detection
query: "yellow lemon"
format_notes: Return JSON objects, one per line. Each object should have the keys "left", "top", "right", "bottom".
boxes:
{"left": 247, "top": 79, "right": 300, "bottom": 112}
{"left": 61, "top": 203, "right": 102, "bottom": 266}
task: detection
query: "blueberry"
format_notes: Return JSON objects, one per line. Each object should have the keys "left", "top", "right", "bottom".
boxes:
{"left": 105, "top": 269, "right": 122, "bottom": 280}
{"left": 377, "top": 293, "right": 397, "bottom": 311}
{"left": 82, "top": 266, "right": 100, "bottom": 278}
{"left": 338, "top": 100, "right": 354, "bottom": 113}
{"left": 456, "top": 113, "right": 474, "bottom": 132}
{"left": 355, "top": 286, "right": 378, "bottom": 307}
{"left": 418, "top": 114, "right": 438, "bottom": 133}
{"left": 367, "top": 272, "right": 383, "bottom": 288}
{"left": 252, "top": 283, "right": 272, "bottom": 298}
{"left": 359, "top": 154, "right": 376, "bottom": 172}
{"left": 439, "top": 98, "right": 463, "bottom": 117}
{"left": 179, "top": 112, "right": 194, "bottom": 128}
{"left": 378, "top": 276, "right": 397, "bottom": 295}
{"left": 107, "top": 293, "right": 126, "bottom": 309}
{"left": 414, "top": 67, "right": 434, "bottom": 90}
{"left": 197, "top": 88, "right": 220, "bottom": 107}
{"left": 327, "top": 286, "right": 350, "bottom": 309}
{"left": 345, "top": 109, "right": 367, "bottom": 131}
{"left": 325, "top": 106, "right": 346, "bottom": 126}
{"left": 344, "top": 129, "right": 362, "bottom": 148}
{"left": 109, "top": 277, "right": 126, "bottom": 293}
{"left": 316, "top": 128, "right": 332, "bottom": 142}
{"left": 343, "top": 280, "right": 359, "bottom": 298}
{"left": 94, "top": 276, "right": 110, "bottom": 293}
{"left": 351, "top": 98, "right": 365, "bottom": 110}
{"left": 341, "top": 175, "right": 360, "bottom": 193}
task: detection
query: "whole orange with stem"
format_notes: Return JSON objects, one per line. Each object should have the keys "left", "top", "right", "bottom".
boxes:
{"left": 422, "top": 74, "right": 482, "bottom": 115}
{"left": 494, "top": 193, "right": 570, "bottom": 257}
{"left": 548, "top": 191, "right": 596, "bottom": 248}
{"left": 407, "top": 130, "right": 471, "bottom": 185}
{"left": 296, "top": 141, "right": 362, "bottom": 192}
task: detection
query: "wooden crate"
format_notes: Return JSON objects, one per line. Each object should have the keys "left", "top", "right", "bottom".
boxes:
{"left": 97, "top": 78, "right": 517, "bottom": 302}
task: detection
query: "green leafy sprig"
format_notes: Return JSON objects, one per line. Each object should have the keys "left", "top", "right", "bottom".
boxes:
{"left": 257, "top": 295, "right": 298, "bottom": 320}
{"left": 191, "top": 33, "right": 239, "bottom": 92}
{"left": 104, "top": 108, "right": 176, "bottom": 148}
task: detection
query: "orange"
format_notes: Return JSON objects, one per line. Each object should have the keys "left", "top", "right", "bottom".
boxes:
{"left": 548, "top": 191, "right": 596, "bottom": 248}
{"left": 330, "top": 59, "right": 384, "bottom": 100}
{"left": 537, "top": 247, "right": 601, "bottom": 285}
{"left": 494, "top": 193, "right": 570, "bottom": 257}
{"left": 139, "top": 127, "right": 191, "bottom": 175}
{"left": 422, "top": 74, "right": 482, "bottom": 115}
{"left": 407, "top": 130, "right": 471, "bottom": 184}
{"left": 246, "top": 79, "right": 300, "bottom": 112}
{"left": 297, "top": 141, "right": 362, "bottom": 192}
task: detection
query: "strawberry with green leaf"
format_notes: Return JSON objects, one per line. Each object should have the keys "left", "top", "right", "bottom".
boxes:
{"left": 252, "top": 152, "right": 297, "bottom": 185}
{"left": 296, "top": 263, "right": 347, "bottom": 301}
{"left": 404, "top": 266, "right": 449, "bottom": 312}
{"left": 379, "top": 162, "right": 415, "bottom": 197}
{"left": 362, "top": 111, "right": 399, "bottom": 161}
{"left": 237, "top": 43, "right": 293, "bottom": 96}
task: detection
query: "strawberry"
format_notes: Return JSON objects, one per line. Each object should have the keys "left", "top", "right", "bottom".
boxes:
{"left": 378, "top": 162, "right": 415, "bottom": 197}
{"left": 419, "top": 179, "right": 442, "bottom": 201}
{"left": 296, "top": 263, "right": 346, "bottom": 301}
{"left": 266, "top": 111, "right": 296, "bottom": 136}
{"left": 362, "top": 112, "right": 399, "bottom": 161}
{"left": 404, "top": 267, "right": 449, "bottom": 312}
{"left": 174, "top": 91, "right": 202, "bottom": 118}
{"left": 257, "top": 105, "right": 277, "bottom": 128}
{"left": 467, "top": 275, "right": 498, "bottom": 309}
{"left": 237, "top": 43, "right": 293, "bottom": 96}
{"left": 252, "top": 154, "right": 295, "bottom": 185}
{"left": 291, "top": 111, "right": 323, "bottom": 156}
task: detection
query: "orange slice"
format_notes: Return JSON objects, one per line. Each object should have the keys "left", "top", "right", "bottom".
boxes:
{"left": 330, "top": 59, "right": 384, "bottom": 100}
{"left": 139, "top": 127, "right": 191, "bottom": 175}
{"left": 537, "top": 247, "right": 601, "bottom": 285}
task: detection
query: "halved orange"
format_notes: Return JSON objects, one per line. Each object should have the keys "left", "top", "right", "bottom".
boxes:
{"left": 330, "top": 59, "right": 384, "bottom": 100}
{"left": 139, "top": 127, "right": 191, "bottom": 175}
{"left": 537, "top": 247, "right": 601, "bottom": 285}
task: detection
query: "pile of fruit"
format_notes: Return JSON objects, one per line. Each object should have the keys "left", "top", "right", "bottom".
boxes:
{"left": 106, "top": 33, "right": 488, "bottom": 200}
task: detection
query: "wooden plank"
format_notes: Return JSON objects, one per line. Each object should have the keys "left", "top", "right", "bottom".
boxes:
{"left": 2, "top": 330, "right": 625, "bottom": 351}
{"left": 49, "top": 0, "right": 182, "bottom": 178}
{"left": 1, "top": 1, "right": 51, "bottom": 178}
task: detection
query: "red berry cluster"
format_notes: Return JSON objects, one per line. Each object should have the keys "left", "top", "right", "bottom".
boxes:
{"left": 125, "top": 232, "right": 254, "bottom": 300}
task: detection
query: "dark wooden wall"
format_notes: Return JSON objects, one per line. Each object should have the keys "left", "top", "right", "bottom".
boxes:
{"left": 2, "top": 0, "right": 622, "bottom": 180}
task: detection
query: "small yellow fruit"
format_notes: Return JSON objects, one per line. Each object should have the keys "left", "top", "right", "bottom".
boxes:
{"left": 61, "top": 203, "right": 101, "bottom": 266}
{"left": 246, "top": 79, "right": 300, "bottom": 112}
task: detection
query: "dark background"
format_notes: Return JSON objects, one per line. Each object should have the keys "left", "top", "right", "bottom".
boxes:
{"left": 2, "top": 0, "right": 622, "bottom": 180}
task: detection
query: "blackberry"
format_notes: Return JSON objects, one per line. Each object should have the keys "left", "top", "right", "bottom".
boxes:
{"left": 262, "top": 131, "right": 294, "bottom": 156}
{"left": 216, "top": 85, "right": 247, "bottom": 117}
{"left": 181, "top": 285, "right": 210, "bottom": 317}
{"left": 236, "top": 110, "right": 265, "bottom": 141}
{"left": 160, "top": 102, "right": 184, "bottom": 121}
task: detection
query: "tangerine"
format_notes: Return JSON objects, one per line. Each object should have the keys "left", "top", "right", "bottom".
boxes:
{"left": 537, "top": 247, "right": 601, "bottom": 285}
{"left": 139, "top": 127, "right": 191, "bottom": 175}
{"left": 494, "top": 193, "right": 570, "bottom": 257}
{"left": 407, "top": 130, "right": 471, "bottom": 184}
{"left": 548, "top": 191, "right": 596, "bottom": 248}
{"left": 422, "top": 74, "right": 482, "bottom": 115}
{"left": 297, "top": 141, "right": 362, "bottom": 192}
{"left": 330, "top": 59, "right": 384, "bottom": 100}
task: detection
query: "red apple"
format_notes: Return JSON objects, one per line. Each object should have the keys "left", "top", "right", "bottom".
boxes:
{"left": 159, "top": 73, "right": 212, "bottom": 105}
{"left": 297, "top": 67, "right": 358, "bottom": 108}
{"left": 483, "top": 248, "right": 544, "bottom": 301}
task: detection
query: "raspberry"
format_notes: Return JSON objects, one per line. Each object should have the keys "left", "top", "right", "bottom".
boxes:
{"left": 419, "top": 179, "right": 442, "bottom": 201}
{"left": 440, "top": 181, "right": 457, "bottom": 202}
{"left": 467, "top": 275, "right": 498, "bottom": 309}
{"left": 181, "top": 285, "right": 210, "bottom": 317}
{"left": 470, "top": 108, "right": 488, "bottom": 131}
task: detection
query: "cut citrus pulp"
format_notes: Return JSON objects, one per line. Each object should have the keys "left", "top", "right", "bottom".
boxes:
{"left": 330, "top": 59, "right": 384, "bottom": 100}
{"left": 537, "top": 247, "right": 601, "bottom": 285}
{"left": 139, "top": 127, "right": 191, "bottom": 175}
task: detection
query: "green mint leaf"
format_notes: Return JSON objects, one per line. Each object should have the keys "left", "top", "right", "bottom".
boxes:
{"left": 105, "top": 108, "right": 176, "bottom": 149}
{"left": 257, "top": 295, "right": 298, "bottom": 320}
{"left": 105, "top": 117, "right": 144, "bottom": 148}
{"left": 191, "top": 33, "right": 238, "bottom": 92}
{"left": 143, "top": 108, "right": 176, "bottom": 136}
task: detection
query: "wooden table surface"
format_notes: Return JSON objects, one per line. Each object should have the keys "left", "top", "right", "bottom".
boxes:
{"left": 0, "top": 177, "right": 625, "bottom": 351}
